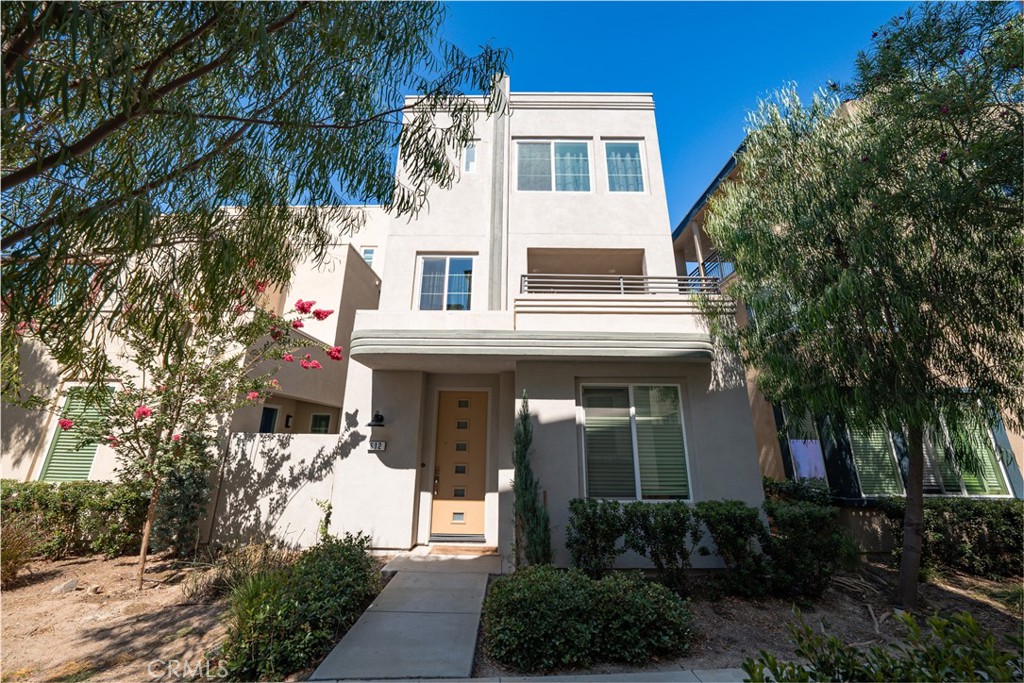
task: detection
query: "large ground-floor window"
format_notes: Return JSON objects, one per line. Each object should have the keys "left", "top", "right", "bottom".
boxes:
{"left": 581, "top": 384, "right": 690, "bottom": 500}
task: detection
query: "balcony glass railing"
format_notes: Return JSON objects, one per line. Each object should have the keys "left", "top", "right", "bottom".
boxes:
{"left": 520, "top": 274, "right": 720, "bottom": 295}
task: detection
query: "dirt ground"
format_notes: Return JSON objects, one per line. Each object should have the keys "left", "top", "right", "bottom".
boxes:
{"left": 473, "top": 562, "right": 1024, "bottom": 678}
{"left": 1, "top": 553, "right": 227, "bottom": 683}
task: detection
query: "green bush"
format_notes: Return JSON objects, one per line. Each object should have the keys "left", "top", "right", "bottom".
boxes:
{"left": 565, "top": 498, "right": 626, "bottom": 578}
{"left": 879, "top": 497, "right": 1024, "bottom": 578}
{"left": 695, "top": 499, "right": 769, "bottom": 596}
{"left": 762, "top": 476, "right": 832, "bottom": 505}
{"left": 182, "top": 543, "right": 295, "bottom": 603}
{"left": 744, "top": 611, "right": 1024, "bottom": 682}
{"left": 1, "top": 515, "right": 39, "bottom": 587}
{"left": 623, "top": 500, "right": 701, "bottom": 593}
{"left": 153, "top": 465, "right": 212, "bottom": 558}
{"left": 482, "top": 565, "right": 692, "bottom": 673}
{"left": 763, "top": 500, "right": 843, "bottom": 599}
{"left": 0, "top": 479, "right": 149, "bottom": 558}
{"left": 221, "top": 533, "right": 381, "bottom": 681}
{"left": 512, "top": 395, "right": 552, "bottom": 567}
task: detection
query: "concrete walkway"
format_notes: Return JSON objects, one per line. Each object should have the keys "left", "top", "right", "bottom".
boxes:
{"left": 311, "top": 548, "right": 747, "bottom": 682}
{"left": 310, "top": 548, "right": 500, "bottom": 681}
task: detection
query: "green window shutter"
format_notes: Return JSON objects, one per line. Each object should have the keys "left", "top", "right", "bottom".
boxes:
{"left": 922, "top": 430, "right": 962, "bottom": 495}
{"left": 583, "top": 387, "right": 636, "bottom": 499}
{"left": 634, "top": 386, "right": 689, "bottom": 499}
{"left": 850, "top": 426, "right": 903, "bottom": 496}
{"left": 959, "top": 423, "right": 1009, "bottom": 496}
{"left": 40, "top": 390, "right": 105, "bottom": 482}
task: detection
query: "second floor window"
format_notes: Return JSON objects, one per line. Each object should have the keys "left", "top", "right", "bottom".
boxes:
{"left": 419, "top": 256, "right": 473, "bottom": 311}
{"left": 517, "top": 141, "right": 590, "bottom": 192}
{"left": 605, "top": 141, "right": 644, "bottom": 192}
{"left": 361, "top": 247, "right": 375, "bottom": 268}
{"left": 464, "top": 142, "right": 477, "bottom": 173}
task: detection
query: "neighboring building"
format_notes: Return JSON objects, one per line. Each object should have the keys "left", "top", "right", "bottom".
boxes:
{"left": 671, "top": 153, "right": 1024, "bottom": 525}
{"left": 214, "top": 82, "right": 764, "bottom": 565}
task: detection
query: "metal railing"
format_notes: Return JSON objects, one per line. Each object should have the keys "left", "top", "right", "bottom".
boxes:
{"left": 687, "top": 249, "right": 735, "bottom": 281}
{"left": 520, "top": 273, "right": 720, "bottom": 295}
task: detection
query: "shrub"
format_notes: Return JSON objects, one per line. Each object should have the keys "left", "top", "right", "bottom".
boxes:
{"left": 482, "top": 565, "right": 692, "bottom": 673}
{"left": 878, "top": 497, "right": 1024, "bottom": 578}
{"left": 0, "top": 479, "right": 149, "bottom": 558}
{"left": 762, "top": 476, "right": 832, "bottom": 505}
{"left": 763, "top": 500, "right": 843, "bottom": 599}
{"left": 744, "top": 611, "right": 1024, "bottom": 682}
{"left": 695, "top": 499, "right": 769, "bottom": 596}
{"left": 221, "top": 533, "right": 381, "bottom": 681}
{"left": 483, "top": 565, "right": 597, "bottom": 672}
{"left": 591, "top": 571, "right": 693, "bottom": 664}
{"left": 565, "top": 498, "right": 625, "bottom": 578}
{"left": 1, "top": 515, "right": 38, "bottom": 587}
{"left": 623, "top": 500, "right": 701, "bottom": 593}
{"left": 153, "top": 465, "right": 212, "bottom": 559}
{"left": 182, "top": 543, "right": 295, "bottom": 603}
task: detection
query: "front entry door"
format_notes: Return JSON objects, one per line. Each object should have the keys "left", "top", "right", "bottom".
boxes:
{"left": 431, "top": 391, "right": 488, "bottom": 538}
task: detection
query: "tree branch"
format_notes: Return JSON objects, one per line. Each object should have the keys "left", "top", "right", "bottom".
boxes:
{"left": 0, "top": 5, "right": 303, "bottom": 192}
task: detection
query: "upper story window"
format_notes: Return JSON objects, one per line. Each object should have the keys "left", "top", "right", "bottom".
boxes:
{"left": 463, "top": 142, "right": 477, "bottom": 173}
{"left": 517, "top": 141, "right": 590, "bottom": 192}
{"left": 605, "top": 141, "right": 645, "bottom": 192}
{"left": 418, "top": 255, "right": 474, "bottom": 311}
{"left": 361, "top": 247, "right": 376, "bottom": 268}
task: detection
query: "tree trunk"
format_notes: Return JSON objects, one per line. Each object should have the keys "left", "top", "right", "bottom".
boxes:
{"left": 895, "top": 424, "right": 925, "bottom": 608}
{"left": 136, "top": 479, "right": 162, "bottom": 591}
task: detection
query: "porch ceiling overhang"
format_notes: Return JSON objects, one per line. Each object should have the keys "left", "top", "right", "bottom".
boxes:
{"left": 349, "top": 329, "right": 714, "bottom": 371}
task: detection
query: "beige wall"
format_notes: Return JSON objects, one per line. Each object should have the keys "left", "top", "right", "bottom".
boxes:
{"left": 515, "top": 358, "right": 764, "bottom": 568}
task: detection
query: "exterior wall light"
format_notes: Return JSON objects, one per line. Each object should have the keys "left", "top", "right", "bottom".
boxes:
{"left": 367, "top": 410, "right": 385, "bottom": 427}
{"left": 285, "top": 415, "right": 293, "bottom": 428}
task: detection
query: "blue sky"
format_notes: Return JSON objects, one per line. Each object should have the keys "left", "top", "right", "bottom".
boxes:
{"left": 442, "top": 1, "right": 911, "bottom": 229}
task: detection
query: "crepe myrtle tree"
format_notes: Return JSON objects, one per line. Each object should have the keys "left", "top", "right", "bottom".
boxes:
{"left": 61, "top": 287, "right": 344, "bottom": 590}
{"left": 0, "top": 1, "right": 509, "bottom": 401}
{"left": 702, "top": 2, "right": 1023, "bottom": 608}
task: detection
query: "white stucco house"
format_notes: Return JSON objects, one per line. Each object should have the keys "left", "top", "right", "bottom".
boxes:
{"left": 3, "top": 82, "right": 766, "bottom": 571}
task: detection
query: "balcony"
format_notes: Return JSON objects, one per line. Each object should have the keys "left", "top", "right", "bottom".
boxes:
{"left": 520, "top": 273, "right": 720, "bottom": 295}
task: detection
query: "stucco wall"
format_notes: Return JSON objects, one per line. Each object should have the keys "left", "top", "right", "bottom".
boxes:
{"left": 514, "top": 358, "right": 764, "bottom": 568}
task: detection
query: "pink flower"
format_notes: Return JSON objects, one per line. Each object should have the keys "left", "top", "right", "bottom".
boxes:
{"left": 134, "top": 405, "right": 152, "bottom": 421}
{"left": 106, "top": 435, "right": 120, "bottom": 447}
{"left": 255, "top": 281, "right": 268, "bottom": 293}
{"left": 299, "top": 359, "right": 311, "bottom": 369}
{"left": 58, "top": 418, "right": 74, "bottom": 430}
{"left": 294, "top": 299, "right": 315, "bottom": 314}
{"left": 269, "top": 379, "right": 281, "bottom": 389}
{"left": 308, "top": 360, "right": 323, "bottom": 369}
{"left": 282, "top": 353, "right": 294, "bottom": 362}
{"left": 291, "top": 319, "right": 304, "bottom": 329}
{"left": 246, "top": 391, "right": 260, "bottom": 401}
{"left": 327, "top": 346, "right": 344, "bottom": 361}
{"left": 270, "top": 327, "right": 283, "bottom": 340}
{"left": 171, "top": 434, "right": 181, "bottom": 442}
{"left": 157, "top": 384, "right": 168, "bottom": 393}
{"left": 234, "top": 304, "right": 247, "bottom": 315}
{"left": 304, "top": 354, "right": 312, "bottom": 360}
{"left": 312, "top": 308, "right": 333, "bottom": 321}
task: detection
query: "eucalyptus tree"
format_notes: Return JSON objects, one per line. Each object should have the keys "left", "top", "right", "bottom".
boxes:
{"left": 703, "top": 2, "right": 1022, "bottom": 608}
{"left": 1, "top": 2, "right": 508, "bottom": 399}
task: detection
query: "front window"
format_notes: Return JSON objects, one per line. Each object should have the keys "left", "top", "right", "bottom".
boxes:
{"left": 849, "top": 426, "right": 904, "bottom": 497}
{"left": 784, "top": 410, "right": 827, "bottom": 480}
{"left": 418, "top": 255, "right": 474, "bottom": 311}
{"left": 582, "top": 385, "right": 690, "bottom": 500}
{"left": 463, "top": 142, "right": 477, "bottom": 173}
{"left": 310, "top": 414, "right": 331, "bottom": 434}
{"left": 922, "top": 422, "right": 1009, "bottom": 497}
{"left": 517, "top": 141, "right": 591, "bottom": 192}
{"left": 605, "top": 141, "right": 644, "bottom": 192}
{"left": 361, "top": 247, "right": 375, "bottom": 268}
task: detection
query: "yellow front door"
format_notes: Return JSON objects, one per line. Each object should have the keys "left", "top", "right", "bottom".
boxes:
{"left": 430, "top": 391, "right": 488, "bottom": 537}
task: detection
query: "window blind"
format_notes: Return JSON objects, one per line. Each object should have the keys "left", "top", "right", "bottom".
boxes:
{"left": 957, "top": 421, "right": 1009, "bottom": 496}
{"left": 606, "top": 142, "right": 644, "bottom": 192}
{"left": 633, "top": 386, "right": 688, "bottom": 499}
{"left": 583, "top": 387, "right": 635, "bottom": 498}
{"left": 849, "top": 426, "right": 904, "bottom": 496}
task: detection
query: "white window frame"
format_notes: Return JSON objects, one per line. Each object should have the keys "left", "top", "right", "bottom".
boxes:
{"left": 310, "top": 413, "right": 332, "bottom": 434}
{"left": 361, "top": 246, "right": 376, "bottom": 268}
{"left": 602, "top": 139, "right": 647, "bottom": 193}
{"left": 463, "top": 141, "right": 478, "bottom": 173}
{"left": 514, "top": 139, "right": 594, "bottom": 193}
{"left": 578, "top": 382, "right": 693, "bottom": 502}
{"left": 413, "top": 254, "right": 476, "bottom": 311}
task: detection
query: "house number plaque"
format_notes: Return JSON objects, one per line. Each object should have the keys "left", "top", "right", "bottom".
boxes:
{"left": 369, "top": 441, "right": 387, "bottom": 451}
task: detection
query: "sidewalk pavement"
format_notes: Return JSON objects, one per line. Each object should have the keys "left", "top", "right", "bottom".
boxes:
{"left": 311, "top": 669, "right": 748, "bottom": 682}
